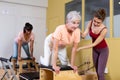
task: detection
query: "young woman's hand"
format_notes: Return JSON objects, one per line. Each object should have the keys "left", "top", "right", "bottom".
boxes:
{"left": 18, "top": 56, "right": 22, "bottom": 61}
{"left": 77, "top": 47, "right": 82, "bottom": 52}
{"left": 31, "top": 56, "right": 35, "bottom": 60}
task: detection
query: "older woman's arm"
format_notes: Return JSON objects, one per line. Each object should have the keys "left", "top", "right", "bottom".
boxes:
{"left": 71, "top": 42, "right": 79, "bottom": 72}
{"left": 52, "top": 38, "right": 60, "bottom": 74}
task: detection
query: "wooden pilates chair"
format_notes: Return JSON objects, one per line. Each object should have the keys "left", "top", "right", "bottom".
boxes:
{"left": 18, "top": 58, "right": 39, "bottom": 80}
{"left": 40, "top": 65, "right": 82, "bottom": 80}
{"left": 18, "top": 58, "right": 39, "bottom": 73}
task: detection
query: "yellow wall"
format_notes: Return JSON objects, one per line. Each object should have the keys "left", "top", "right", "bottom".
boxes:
{"left": 46, "top": 0, "right": 72, "bottom": 34}
{"left": 47, "top": 0, "right": 120, "bottom": 80}
{"left": 106, "top": 38, "right": 120, "bottom": 80}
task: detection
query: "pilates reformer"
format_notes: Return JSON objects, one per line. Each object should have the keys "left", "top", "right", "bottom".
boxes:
{"left": 0, "top": 57, "right": 17, "bottom": 80}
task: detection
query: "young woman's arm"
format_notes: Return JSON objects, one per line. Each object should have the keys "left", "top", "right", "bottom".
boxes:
{"left": 81, "top": 21, "right": 92, "bottom": 38}
{"left": 18, "top": 40, "right": 22, "bottom": 60}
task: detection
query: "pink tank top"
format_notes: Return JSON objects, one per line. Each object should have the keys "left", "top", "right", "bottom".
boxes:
{"left": 15, "top": 31, "right": 34, "bottom": 43}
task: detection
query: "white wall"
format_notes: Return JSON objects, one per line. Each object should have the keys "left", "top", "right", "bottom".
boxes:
{"left": 0, "top": 1, "right": 47, "bottom": 63}
{"left": 0, "top": 0, "right": 48, "bottom": 7}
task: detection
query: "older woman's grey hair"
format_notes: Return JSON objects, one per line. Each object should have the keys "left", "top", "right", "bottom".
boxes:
{"left": 66, "top": 11, "right": 81, "bottom": 22}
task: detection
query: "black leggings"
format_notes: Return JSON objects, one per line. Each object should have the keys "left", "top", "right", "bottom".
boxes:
{"left": 93, "top": 47, "right": 109, "bottom": 80}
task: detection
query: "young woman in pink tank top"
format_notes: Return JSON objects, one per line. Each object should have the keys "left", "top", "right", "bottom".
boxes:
{"left": 77, "top": 8, "right": 109, "bottom": 80}
{"left": 12, "top": 23, "right": 35, "bottom": 61}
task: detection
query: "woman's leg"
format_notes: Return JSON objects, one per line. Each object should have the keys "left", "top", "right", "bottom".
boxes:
{"left": 40, "top": 34, "right": 52, "bottom": 66}
{"left": 12, "top": 42, "right": 18, "bottom": 74}
{"left": 97, "top": 47, "right": 109, "bottom": 80}
{"left": 93, "top": 48, "right": 99, "bottom": 73}
{"left": 22, "top": 43, "right": 31, "bottom": 58}
{"left": 12, "top": 42, "right": 18, "bottom": 59}
{"left": 58, "top": 48, "right": 68, "bottom": 65}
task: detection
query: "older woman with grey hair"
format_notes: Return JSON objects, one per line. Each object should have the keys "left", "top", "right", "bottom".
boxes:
{"left": 40, "top": 11, "right": 81, "bottom": 73}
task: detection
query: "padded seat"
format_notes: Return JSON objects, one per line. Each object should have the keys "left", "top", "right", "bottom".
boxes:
{"left": 19, "top": 72, "right": 39, "bottom": 80}
{"left": 40, "top": 64, "right": 73, "bottom": 71}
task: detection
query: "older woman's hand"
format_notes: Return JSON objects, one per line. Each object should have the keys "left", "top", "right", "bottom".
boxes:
{"left": 53, "top": 66, "right": 61, "bottom": 74}
{"left": 71, "top": 65, "right": 78, "bottom": 73}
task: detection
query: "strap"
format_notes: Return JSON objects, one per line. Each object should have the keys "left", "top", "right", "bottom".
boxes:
{"left": 99, "top": 27, "right": 107, "bottom": 33}
{"left": 89, "top": 20, "right": 93, "bottom": 30}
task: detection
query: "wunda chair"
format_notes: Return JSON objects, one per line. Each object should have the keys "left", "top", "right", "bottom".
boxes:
{"left": 40, "top": 65, "right": 82, "bottom": 80}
